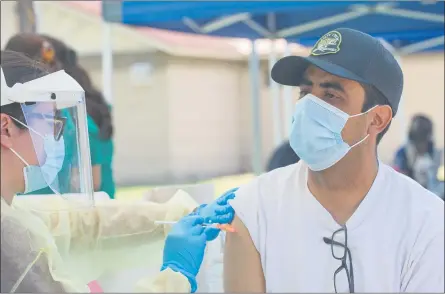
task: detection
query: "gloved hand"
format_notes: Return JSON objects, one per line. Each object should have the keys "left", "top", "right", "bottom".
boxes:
{"left": 161, "top": 215, "right": 207, "bottom": 293}
{"left": 195, "top": 187, "right": 238, "bottom": 241}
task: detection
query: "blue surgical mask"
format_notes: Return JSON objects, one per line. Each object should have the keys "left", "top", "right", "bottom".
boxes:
{"left": 289, "top": 94, "right": 376, "bottom": 171}
{"left": 11, "top": 135, "right": 65, "bottom": 194}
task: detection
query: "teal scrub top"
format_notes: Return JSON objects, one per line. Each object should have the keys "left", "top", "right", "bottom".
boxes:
{"left": 22, "top": 112, "right": 115, "bottom": 199}
{"left": 87, "top": 116, "right": 116, "bottom": 199}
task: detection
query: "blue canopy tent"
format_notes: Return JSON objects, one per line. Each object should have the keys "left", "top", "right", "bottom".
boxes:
{"left": 102, "top": 1, "right": 444, "bottom": 174}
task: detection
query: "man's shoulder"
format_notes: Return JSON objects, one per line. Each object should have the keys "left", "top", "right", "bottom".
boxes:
{"left": 384, "top": 163, "right": 442, "bottom": 199}
{"left": 257, "top": 161, "right": 303, "bottom": 185}
{"left": 233, "top": 161, "right": 304, "bottom": 206}
{"left": 382, "top": 163, "right": 444, "bottom": 226}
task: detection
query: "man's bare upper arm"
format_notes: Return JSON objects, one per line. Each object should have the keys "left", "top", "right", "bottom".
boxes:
{"left": 224, "top": 214, "right": 265, "bottom": 293}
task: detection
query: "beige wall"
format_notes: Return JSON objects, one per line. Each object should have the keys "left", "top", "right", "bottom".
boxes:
{"left": 166, "top": 57, "right": 245, "bottom": 180}
{"left": 80, "top": 51, "right": 444, "bottom": 186}
{"left": 1, "top": 1, "right": 19, "bottom": 48}
{"left": 79, "top": 53, "right": 171, "bottom": 185}
{"left": 378, "top": 52, "right": 444, "bottom": 163}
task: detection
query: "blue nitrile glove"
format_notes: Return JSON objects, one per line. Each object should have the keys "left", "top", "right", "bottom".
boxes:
{"left": 161, "top": 215, "right": 207, "bottom": 293}
{"left": 196, "top": 187, "right": 238, "bottom": 241}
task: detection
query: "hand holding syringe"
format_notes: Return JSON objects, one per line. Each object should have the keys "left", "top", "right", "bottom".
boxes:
{"left": 155, "top": 220, "right": 236, "bottom": 233}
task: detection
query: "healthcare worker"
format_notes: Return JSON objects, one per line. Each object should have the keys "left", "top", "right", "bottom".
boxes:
{"left": 1, "top": 49, "right": 235, "bottom": 293}
{"left": 5, "top": 33, "right": 117, "bottom": 198}
{"left": 61, "top": 64, "right": 116, "bottom": 198}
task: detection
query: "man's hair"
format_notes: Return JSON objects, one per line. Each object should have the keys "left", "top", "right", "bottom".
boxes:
{"left": 361, "top": 84, "right": 393, "bottom": 145}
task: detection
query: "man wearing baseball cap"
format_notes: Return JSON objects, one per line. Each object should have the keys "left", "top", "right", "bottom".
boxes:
{"left": 224, "top": 28, "right": 444, "bottom": 293}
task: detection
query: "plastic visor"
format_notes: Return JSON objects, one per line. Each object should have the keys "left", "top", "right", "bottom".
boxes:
{"left": 1, "top": 68, "right": 95, "bottom": 210}
{"left": 17, "top": 98, "right": 95, "bottom": 210}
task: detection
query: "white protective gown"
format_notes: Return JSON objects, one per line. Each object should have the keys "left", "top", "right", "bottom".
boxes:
{"left": 1, "top": 191, "right": 197, "bottom": 293}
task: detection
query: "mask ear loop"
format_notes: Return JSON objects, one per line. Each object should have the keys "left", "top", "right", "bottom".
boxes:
{"left": 8, "top": 117, "right": 45, "bottom": 166}
{"left": 10, "top": 116, "right": 44, "bottom": 139}
{"left": 9, "top": 147, "right": 30, "bottom": 167}
{"left": 348, "top": 105, "right": 379, "bottom": 148}
{"left": 349, "top": 105, "right": 379, "bottom": 118}
{"left": 350, "top": 134, "right": 370, "bottom": 148}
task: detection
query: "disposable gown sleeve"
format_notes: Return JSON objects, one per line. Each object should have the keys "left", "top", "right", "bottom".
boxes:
{"left": 14, "top": 190, "right": 199, "bottom": 281}
{"left": 133, "top": 268, "right": 191, "bottom": 293}
{"left": 31, "top": 191, "right": 199, "bottom": 250}
{"left": 1, "top": 198, "right": 90, "bottom": 293}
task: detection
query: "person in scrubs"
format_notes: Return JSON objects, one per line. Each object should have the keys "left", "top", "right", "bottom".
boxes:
{"left": 61, "top": 64, "right": 116, "bottom": 198}
{"left": 41, "top": 35, "right": 116, "bottom": 198}
{"left": 1, "top": 50, "right": 235, "bottom": 293}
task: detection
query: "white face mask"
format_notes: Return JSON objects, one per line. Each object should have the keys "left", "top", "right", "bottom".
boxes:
{"left": 290, "top": 94, "right": 376, "bottom": 171}
{"left": 9, "top": 117, "right": 65, "bottom": 194}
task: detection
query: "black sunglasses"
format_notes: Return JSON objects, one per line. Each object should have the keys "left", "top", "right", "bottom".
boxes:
{"left": 323, "top": 226, "right": 355, "bottom": 293}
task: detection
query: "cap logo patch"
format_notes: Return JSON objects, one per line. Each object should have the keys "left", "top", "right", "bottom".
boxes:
{"left": 311, "top": 31, "right": 342, "bottom": 56}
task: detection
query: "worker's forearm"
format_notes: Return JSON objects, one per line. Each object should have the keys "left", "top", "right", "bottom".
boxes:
{"left": 134, "top": 267, "right": 192, "bottom": 293}
{"left": 33, "top": 195, "right": 198, "bottom": 246}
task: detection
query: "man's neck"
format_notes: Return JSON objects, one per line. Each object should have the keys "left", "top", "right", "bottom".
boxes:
{"left": 307, "top": 150, "right": 379, "bottom": 225}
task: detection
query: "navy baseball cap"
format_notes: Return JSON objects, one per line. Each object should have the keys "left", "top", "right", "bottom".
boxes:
{"left": 271, "top": 28, "right": 404, "bottom": 116}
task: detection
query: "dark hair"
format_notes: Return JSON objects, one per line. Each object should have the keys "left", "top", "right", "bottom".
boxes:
{"left": 39, "top": 36, "right": 113, "bottom": 140}
{"left": 65, "top": 65, "right": 113, "bottom": 140}
{"left": 1, "top": 50, "right": 49, "bottom": 128}
{"left": 361, "top": 84, "right": 392, "bottom": 145}
{"left": 40, "top": 35, "right": 77, "bottom": 68}
{"left": 408, "top": 114, "right": 433, "bottom": 143}
{"left": 4, "top": 34, "right": 59, "bottom": 69}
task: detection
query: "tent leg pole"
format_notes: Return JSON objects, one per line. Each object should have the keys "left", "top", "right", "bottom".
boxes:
{"left": 282, "top": 41, "right": 293, "bottom": 139}
{"left": 102, "top": 21, "right": 113, "bottom": 105}
{"left": 32, "top": 1, "right": 41, "bottom": 33}
{"left": 249, "top": 40, "right": 263, "bottom": 175}
{"left": 269, "top": 39, "right": 282, "bottom": 147}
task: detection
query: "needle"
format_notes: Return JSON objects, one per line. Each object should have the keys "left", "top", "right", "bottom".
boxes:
{"left": 155, "top": 221, "right": 236, "bottom": 233}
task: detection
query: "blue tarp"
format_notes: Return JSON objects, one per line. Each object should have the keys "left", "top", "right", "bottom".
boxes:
{"left": 103, "top": 1, "right": 444, "bottom": 51}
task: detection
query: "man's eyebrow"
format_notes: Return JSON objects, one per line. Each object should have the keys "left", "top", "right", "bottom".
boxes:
{"left": 319, "top": 81, "right": 345, "bottom": 93}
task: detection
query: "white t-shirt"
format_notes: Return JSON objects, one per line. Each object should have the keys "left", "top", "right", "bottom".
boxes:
{"left": 230, "top": 161, "right": 444, "bottom": 292}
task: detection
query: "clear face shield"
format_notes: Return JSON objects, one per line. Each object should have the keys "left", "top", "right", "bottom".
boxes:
{"left": 1, "top": 69, "right": 94, "bottom": 210}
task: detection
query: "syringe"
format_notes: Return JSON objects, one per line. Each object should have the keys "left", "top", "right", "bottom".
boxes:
{"left": 155, "top": 221, "right": 236, "bottom": 233}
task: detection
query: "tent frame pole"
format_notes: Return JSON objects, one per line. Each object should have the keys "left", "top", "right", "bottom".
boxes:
{"left": 249, "top": 40, "right": 263, "bottom": 175}
{"left": 268, "top": 13, "right": 282, "bottom": 147}
{"left": 102, "top": 20, "right": 113, "bottom": 105}
{"left": 282, "top": 41, "right": 293, "bottom": 139}
{"left": 399, "top": 35, "right": 445, "bottom": 55}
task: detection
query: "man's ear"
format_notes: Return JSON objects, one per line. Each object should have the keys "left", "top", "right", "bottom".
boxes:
{"left": 1, "top": 114, "right": 14, "bottom": 149}
{"left": 369, "top": 105, "right": 392, "bottom": 135}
